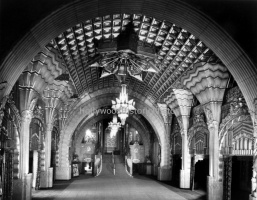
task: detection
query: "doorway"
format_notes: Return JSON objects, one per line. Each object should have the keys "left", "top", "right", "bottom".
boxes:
{"left": 231, "top": 156, "right": 252, "bottom": 200}
{"left": 193, "top": 158, "right": 208, "bottom": 191}
{"left": 172, "top": 155, "right": 181, "bottom": 187}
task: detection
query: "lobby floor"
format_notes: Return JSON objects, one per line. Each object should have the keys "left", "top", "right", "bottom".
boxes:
{"left": 32, "top": 167, "right": 206, "bottom": 200}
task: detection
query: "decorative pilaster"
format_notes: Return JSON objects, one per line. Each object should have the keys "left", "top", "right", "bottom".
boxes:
{"left": 20, "top": 110, "right": 33, "bottom": 176}
{"left": 13, "top": 124, "right": 20, "bottom": 179}
{"left": 14, "top": 81, "right": 38, "bottom": 200}
{"left": 182, "top": 62, "right": 229, "bottom": 200}
{"left": 156, "top": 103, "right": 173, "bottom": 181}
{"left": 55, "top": 105, "right": 69, "bottom": 180}
{"left": 40, "top": 104, "right": 57, "bottom": 188}
{"left": 164, "top": 89, "right": 193, "bottom": 187}
{"left": 40, "top": 86, "right": 62, "bottom": 187}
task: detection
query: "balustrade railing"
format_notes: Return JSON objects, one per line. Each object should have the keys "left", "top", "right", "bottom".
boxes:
{"left": 94, "top": 154, "right": 102, "bottom": 177}
{"left": 125, "top": 156, "right": 133, "bottom": 177}
{"left": 112, "top": 152, "right": 115, "bottom": 175}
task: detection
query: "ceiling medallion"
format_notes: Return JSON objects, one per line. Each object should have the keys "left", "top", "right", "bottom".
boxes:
{"left": 90, "top": 22, "right": 159, "bottom": 82}
{"left": 108, "top": 115, "right": 121, "bottom": 138}
{"left": 112, "top": 84, "right": 135, "bottom": 125}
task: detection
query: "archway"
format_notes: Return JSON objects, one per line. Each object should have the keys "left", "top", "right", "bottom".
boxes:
{"left": 74, "top": 115, "right": 151, "bottom": 160}
{"left": 220, "top": 114, "right": 253, "bottom": 200}
{"left": 56, "top": 92, "right": 168, "bottom": 179}
{"left": 1, "top": 1, "right": 256, "bottom": 112}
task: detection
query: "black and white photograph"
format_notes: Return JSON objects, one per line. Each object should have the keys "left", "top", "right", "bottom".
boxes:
{"left": 0, "top": 0, "right": 257, "bottom": 199}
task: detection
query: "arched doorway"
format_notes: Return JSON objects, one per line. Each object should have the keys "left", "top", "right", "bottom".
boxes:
{"left": 220, "top": 114, "right": 253, "bottom": 200}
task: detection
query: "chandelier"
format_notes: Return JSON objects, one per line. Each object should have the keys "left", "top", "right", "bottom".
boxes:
{"left": 112, "top": 84, "right": 135, "bottom": 125}
{"left": 108, "top": 115, "right": 121, "bottom": 138}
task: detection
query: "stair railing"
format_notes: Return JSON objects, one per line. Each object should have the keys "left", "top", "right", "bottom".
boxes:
{"left": 94, "top": 154, "right": 102, "bottom": 177}
{"left": 125, "top": 155, "right": 133, "bottom": 177}
{"left": 112, "top": 151, "right": 115, "bottom": 175}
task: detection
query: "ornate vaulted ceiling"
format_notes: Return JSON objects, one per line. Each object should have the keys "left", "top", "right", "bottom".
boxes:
{"left": 46, "top": 13, "right": 222, "bottom": 104}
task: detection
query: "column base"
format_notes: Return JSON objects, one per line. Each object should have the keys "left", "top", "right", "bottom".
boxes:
{"left": 207, "top": 176, "right": 223, "bottom": 200}
{"left": 13, "top": 174, "right": 32, "bottom": 200}
{"left": 180, "top": 169, "right": 190, "bottom": 188}
{"left": 158, "top": 167, "right": 171, "bottom": 181}
{"left": 56, "top": 166, "right": 71, "bottom": 180}
{"left": 153, "top": 164, "right": 158, "bottom": 176}
{"left": 146, "top": 164, "right": 152, "bottom": 175}
{"left": 40, "top": 167, "right": 53, "bottom": 188}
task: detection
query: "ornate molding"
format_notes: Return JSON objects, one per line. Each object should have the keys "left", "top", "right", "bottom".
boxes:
{"left": 0, "top": 95, "right": 9, "bottom": 125}
{"left": 21, "top": 110, "right": 33, "bottom": 121}
{"left": 33, "top": 105, "right": 45, "bottom": 121}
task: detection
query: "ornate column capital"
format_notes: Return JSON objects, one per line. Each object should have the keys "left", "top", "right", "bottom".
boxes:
{"left": 207, "top": 120, "right": 219, "bottom": 129}
{"left": 21, "top": 110, "right": 33, "bottom": 122}
{"left": 46, "top": 123, "right": 54, "bottom": 132}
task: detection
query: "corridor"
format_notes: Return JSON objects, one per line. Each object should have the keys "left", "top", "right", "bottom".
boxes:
{"left": 32, "top": 167, "right": 206, "bottom": 200}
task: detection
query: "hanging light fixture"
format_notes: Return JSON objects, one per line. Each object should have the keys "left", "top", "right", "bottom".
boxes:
{"left": 112, "top": 84, "right": 135, "bottom": 125}
{"left": 108, "top": 115, "right": 121, "bottom": 138}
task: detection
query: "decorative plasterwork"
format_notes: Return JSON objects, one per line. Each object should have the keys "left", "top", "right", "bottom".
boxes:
{"left": 219, "top": 114, "right": 251, "bottom": 149}
{"left": 157, "top": 103, "right": 170, "bottom": 123}
{"left": 188, "top": 116, "right": 209, "bottom": 154}
{"left": 163, "top": 89, "right": 193, "bottom": 132}
{"left": 0, "top": 95, "right": 8, "bottom": 126}
{"left": 49, "top": 13, "right": 221, "bottom": 103}
{"left": 181, "top": 62, "right": 229, "bottom": 105}
{"left": 163, "top": 89, "right": 193, "bottom": 116}
{"left": 19, "top": 49, "right": 76, "bottom": 107}
{"left": 33, "top": 104, "right": 45, "bottom": 122}
{"left": 89, "top": 23, "right": 159, "bottom": 82}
